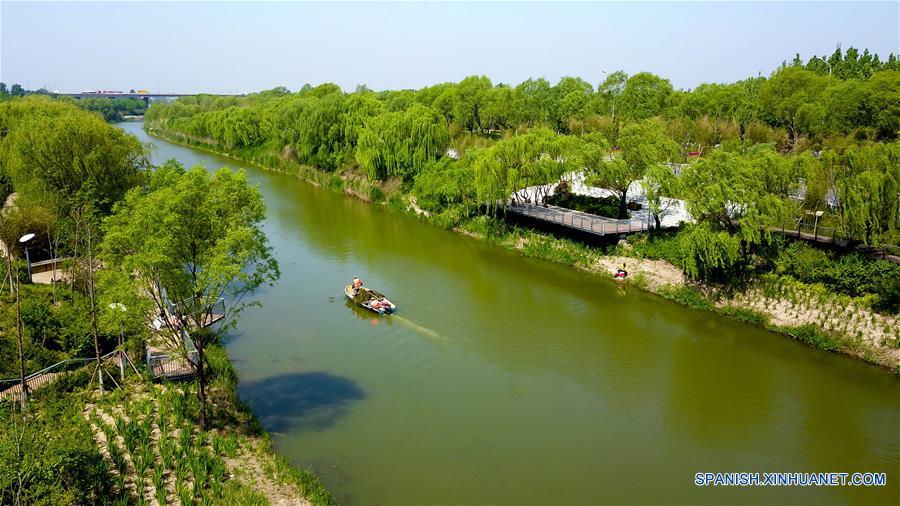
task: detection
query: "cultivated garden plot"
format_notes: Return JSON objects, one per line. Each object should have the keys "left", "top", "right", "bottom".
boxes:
{"left": 84, "top": 382, "right": 313, "bottom": 506}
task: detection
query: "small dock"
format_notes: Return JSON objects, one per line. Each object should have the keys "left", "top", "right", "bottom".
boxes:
{"left": 147, "top": 297, "right": 226, "bottom": 381}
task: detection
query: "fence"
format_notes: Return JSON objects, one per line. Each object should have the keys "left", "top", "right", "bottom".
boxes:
{"left": 0, "top": 350, "right": 121, "bottom": 401}
{"left": 777, "top": 220, "right": 846, "bottom": 246}
{"left": 146, "top": 329, "right": 198, "bottom": 381}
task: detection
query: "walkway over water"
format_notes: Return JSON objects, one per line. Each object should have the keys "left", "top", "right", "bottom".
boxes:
{"left": 507, "top": 202, "right": 655, "bottom": 236}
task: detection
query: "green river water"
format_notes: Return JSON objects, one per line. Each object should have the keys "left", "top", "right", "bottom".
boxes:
{"left": 121, "top": 122, "right": 898, "bottom": 505}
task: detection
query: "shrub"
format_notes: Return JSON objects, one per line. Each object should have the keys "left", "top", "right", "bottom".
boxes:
{"left": 775, "top": 242, "right": 900, "bottom": 312}
{"left": 368, "top": 185, "right": 385, "bottom": 202}
{"left": 546, "top": 191, "right": 620, "bottom": 219}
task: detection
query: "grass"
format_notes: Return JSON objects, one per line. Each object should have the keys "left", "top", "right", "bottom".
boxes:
{"left": 719, "top": 306, "right": 770, "bottom": 327}
{"left": 658, "top": 285, "right": 715, "bottom": 312}
{"left": 783, "top": 324, "right": 841, "bottom": 352}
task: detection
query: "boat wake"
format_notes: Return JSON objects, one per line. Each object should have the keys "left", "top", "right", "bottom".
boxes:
{"left": 392, "top": 315, "right": 447, "bottom": 342}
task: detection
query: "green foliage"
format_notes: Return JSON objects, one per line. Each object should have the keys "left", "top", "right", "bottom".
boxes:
{"left": 760, "top": 66, "right": 830, "bottom": 146}
{"left": 585, "top": 120, "right": 676, "bottom": 218}
{"left": 830, "top": 143, "right": 899, "bottom": 246}
{"left": 658, "top": 285, "right": 715, "bottom": 311}
{"left": 76, "top": 97, "right": 147, "bottom": 122}
{"left": 678, "top": 223, "right": 744, "bottom": 281}
{"left": 412, "top": 157, "right": 476, "bottom": 212}
{"left": 719, "top": 306, "right": 770, "bottom": 326}
{"left": 0, "top": 400, "right": 114, "bottom": 504}
{"left": 774, "top": 242, "right": 900, "bottom": 312}
{"left": 101, "top": 162, "right": 280, "bottom": 428}
{"left": 0, "top": 97, "right": 149, "bottom": 215}
{"left": 102, "top": 162, "right": 279, "bottom": 332}
{"left": 798, "top": 46, "right": 900, "bottom": 80}
{"left": 618, "top": 72, "right": 674, "bottom": 121}
{"left": 135, "top": 49, "right": 899, "bottom": 305}
{"left": 356, "top": 104, "right": 450, "bottom": 181}
{"left": 547, "top": 189, "right": 620, "bottom": 219}
{"left": 677, "top": 149, "right": 791, "bottom": 280}
{"left": 473, "top": 128, "right": 580, "bottom": 213}
{"left": 619, "top": 230, "right": 684, "bottom": 266}
{"left": 0, "top": 285, "right": 107, "bottom": 377}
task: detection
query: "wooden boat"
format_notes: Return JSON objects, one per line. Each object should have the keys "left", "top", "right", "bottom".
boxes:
{"left": 344, "top": 285, "right": 397, "bottom": 314}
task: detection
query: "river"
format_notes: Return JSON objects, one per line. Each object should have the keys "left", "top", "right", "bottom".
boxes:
{"left": 119, "top": 122, "right": 898, "bottom": 505}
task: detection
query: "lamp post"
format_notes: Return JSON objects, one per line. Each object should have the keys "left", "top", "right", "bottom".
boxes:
{"left": 109, "top": 303, "right": 127, "bottom": 382}
{"left": 819, "top": 56, "right": 832, "bottom": 76}
{"left": 601, "top": 70, "right": 623, "bottom": 125}
{"left": 19, "top": 233, "right": 35, "bottom": 284}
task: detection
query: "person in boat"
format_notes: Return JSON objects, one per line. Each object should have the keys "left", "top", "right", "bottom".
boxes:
{"left": 616, "top": 262, "right": 628, "bottom": 278}
{"left": 351, "top": 276, "right": 363, "bottom": 296}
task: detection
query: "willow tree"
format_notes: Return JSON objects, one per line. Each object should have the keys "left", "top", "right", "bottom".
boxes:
{"left": 101, "top": 162, "right": 279, "bottom": 428}
{"left": 617, "top": 72, "right": 674, "bottom": 121}
{"left": 641, "top": 163, "right": 678, "bottom": 230}
{"left": 759, "top": 66, "right": 830, "bottom": 148}
{"left": 585, "top": 120, "right": 677, "bottom": 219}
{"left": 473, "top": 128, "right": 580, "bottom": 213}
{"left": 832, "top": 143, "right": 900, "bottom": 246}
{"left": 356, "top": 104, "right": 450, "bottom": 181}
{"left": 679, "top": 150, "right": 788, "bottom": 280}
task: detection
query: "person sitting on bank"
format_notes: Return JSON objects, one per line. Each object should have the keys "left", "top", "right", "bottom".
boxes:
{"left": 616, "top": 262, "right": 628, "bottom": 277}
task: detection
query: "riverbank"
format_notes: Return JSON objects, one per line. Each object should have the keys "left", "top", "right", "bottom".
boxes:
{"left": 84, "top": 343, "right": 335, "bottom": 505}
{"left": 143, "top": 126, "right": 899, "bottom": 373}
{"left": 2, "top": 342, "right": 335, "bottom": 505}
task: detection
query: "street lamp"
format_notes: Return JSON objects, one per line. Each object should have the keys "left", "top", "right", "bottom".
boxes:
{"left": 109, "top": 303, "right": 127, "bottom": 381}
{"left": 18, "top": 233, "right": 35, "bottom": 284}
{"left": 818, "top": 56, "right": 832, "bottom": 75}
{"left": 600, "top": 70, "right": 622, "bottom": 123}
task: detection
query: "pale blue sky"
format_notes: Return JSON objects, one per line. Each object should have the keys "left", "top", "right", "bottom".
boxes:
{"left": 2, "top": 1, "right": 898, "bottom": 93}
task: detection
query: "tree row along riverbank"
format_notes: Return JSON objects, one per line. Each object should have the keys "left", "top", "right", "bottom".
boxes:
{"left": 145, "top": 125, "right": 900, "bottom": 372}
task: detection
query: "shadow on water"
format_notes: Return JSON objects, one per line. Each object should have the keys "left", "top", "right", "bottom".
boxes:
{"left": 238, "top": 372, "right": 365, "bottom": 433}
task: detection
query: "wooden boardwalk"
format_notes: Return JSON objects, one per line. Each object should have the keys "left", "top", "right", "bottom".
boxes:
{"left": 773, "top": 224, "right": 849, "bottom": 248}
{"left": 507, "top": 203, "right": 652, "bottom": 236}
{"left": 773, "top": 223, "right": 899, "bottom": 264}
